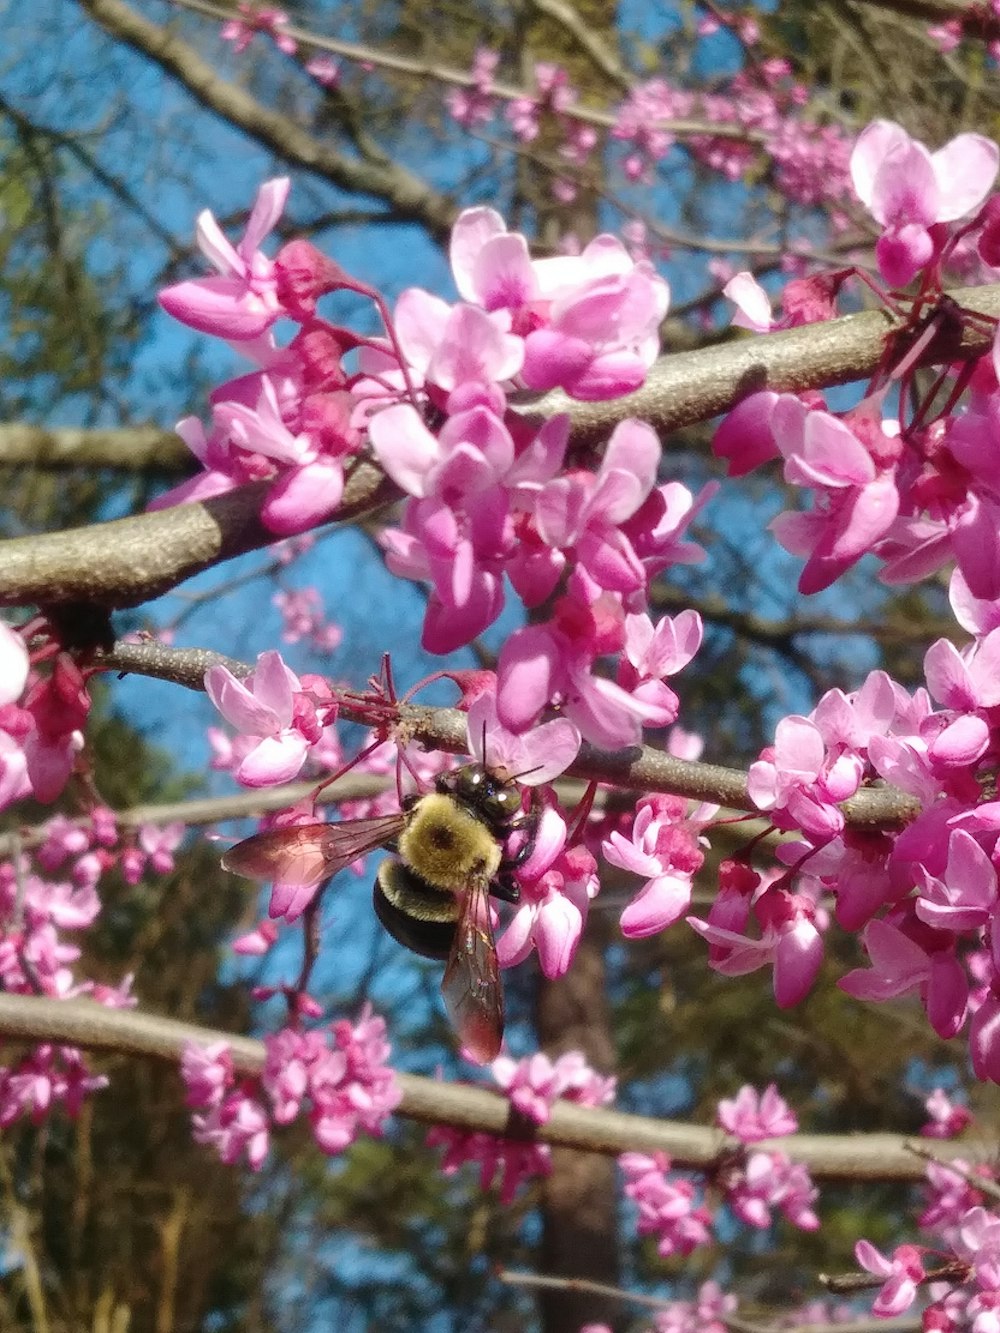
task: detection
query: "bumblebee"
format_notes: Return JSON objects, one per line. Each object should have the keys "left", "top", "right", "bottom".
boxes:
{"left": 222, "top": 763, "right": 536, "bottom": 1063}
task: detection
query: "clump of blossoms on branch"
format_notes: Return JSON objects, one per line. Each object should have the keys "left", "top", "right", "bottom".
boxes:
{"left": 182, "top": 1008, "right": 400, "bottom": 1170}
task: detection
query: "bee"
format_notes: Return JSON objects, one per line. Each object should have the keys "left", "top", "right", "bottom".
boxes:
{"left": 221, "top": 763, "right": 537, "bottom": 1063}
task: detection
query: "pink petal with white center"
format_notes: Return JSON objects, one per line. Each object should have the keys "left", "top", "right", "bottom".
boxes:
{"left": 241, "top": 178, "right": 290, "bottom": 255}
{"left": 969, "top": 991, "right": 1000, "bottom": 1080}
{"left": 599, "top": 419, "right": 661, "bottom": 515}
{"left": 870, "top": 139, "right": 938, "bottom": 227}
{"left": 496, "top": 901, "right": 538, "bottom": 967}
{"left": 535, "top": 476, "right": 590, "bottom": 548}
{"left": 470, "top": 231, "right": 539, "bottom": 310}
{"left": 578, "top": 526, "right": 645, "bottom": 592}
{"left": 205, "top": 667, "right": 279, "bottom": 735}
{"left": 428, "top": 303, "right": 524, "bottom": 390}
{"left": 369, "top": 405, "right": 440, "bottom": 497}
{"left": 236, "top": 733, "right": 310, "bottom": 788}
{"left": 931, "top": 134, "right": 999, "bottom": 221}
{"left": 850, "top": 122, "right": 909, "bottom": 211}
{"left": 924, "top": 637, "right": 973, "bottom": 708}
{"left": 158, "top": 276, "right": 277, "bottom": 340}
{"left": 772, "top": 400, "right": 874, "bottom": 487}
{"left": 602, "top": 830, "right": 664, "bottom": 878}
{"left": 0, "top": 625, "right": 29, "bottom": 706}
{"left": 262, "top": 460, "right": 344, "bottom": 535}
{"left": 773, "top": 920, "right": 823, "bottom": 1007}
{"left": 449, "top": 208, "right": 510, "bottom": 302}
{"left": 949, "top": 567, "right": 1000, "bottom": 636}
{"left": 535, "top": 894, "right": 583, "bottom": 977}
{"left": 496, "top": 626, "right": 559, "bottom": 730}
{"left": 506, "top": 413, "right": 569, "bottom": 485}
{"left": 724, "top": 272, "right": 773, "bottom": 331}
{"left": 393, "top": 287, "right": 453, "bottom": 374}
{"left": 249, "top": 651, "right": 299, "bottom": 721}
{"left": 194, "top": 209, "right": 242, "bottom": 275}
{"left": 439, "top": 406, "right": 515, "bottom": 480}
{"left": 952, "top": 493, "right": 1000, "bottom": 601}
{"left": 938, "top": 714, "right": 997, "bottom": 767}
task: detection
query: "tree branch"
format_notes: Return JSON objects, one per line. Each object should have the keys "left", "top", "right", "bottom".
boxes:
{"left": 0, "top": 463, "right": 395, "bottom": 610}
{"left": 0, "top": 424, "right": 191, "bottom": 472}
{"left": 4, "top": 283, "right": 1000, "bottom": 611}
{"left": 94, "top": 639, "right": 921, "bottom": 828}
{"left": 75, "top": 0, "right": 457, "bottom": 242}
{"left": 0, "top": 994, "right": 981, "bottom": 1182}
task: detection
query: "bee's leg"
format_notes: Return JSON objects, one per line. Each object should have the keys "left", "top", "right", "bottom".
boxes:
{"left": 506, "top": 791, "right": 541, "bottom": 869}
{"left": 490, "top": 872, "right": 521, "bottom": 904}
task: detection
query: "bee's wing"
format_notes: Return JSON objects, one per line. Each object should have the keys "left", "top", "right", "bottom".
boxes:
{"left": 441, "top": 871, "right": 504, "bottom": 1064}
{"left": 222, "top": 813, "right": 406, "bottom": 886}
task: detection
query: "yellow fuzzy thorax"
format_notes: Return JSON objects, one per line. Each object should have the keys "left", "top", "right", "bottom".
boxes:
{"left": 397, "top": 792, "right": 503, "bottom": 894}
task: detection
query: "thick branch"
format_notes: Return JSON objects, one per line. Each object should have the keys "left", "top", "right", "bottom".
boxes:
{"left": 0, "top": 463, "right": 395, "bottom": 610}
{"left": 4, "top": 284, "right": 1000, "bottom": 610}
{"left": 0, "top": 994, "right": 980, "bottom": 1182}
{"left": 95, "top": 639, "right": 921, "bottom": 828}
{"left": 75, "top": 0, "right": 457, "bottom": 241}
{"left": 0, "top": 424, "right": 191, "bottom": 472}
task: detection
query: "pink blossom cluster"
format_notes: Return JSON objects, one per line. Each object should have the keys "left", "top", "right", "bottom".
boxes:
{"left": 0, "top": 850, "right": 134, "bottom": 1128}
{"left": 205, "top": 649, "right": 340, "bottom": 788}
{"left": 37, "top": 809, "right": 185, "bottom": 890}
{"left": 182, "top": 1008, "right": 400, "bottom": 1170}
{"left": 0, "top": 624, "right": 89, "bottom": 812}
{"left": 580, "top": 1281, "right": 738, "bottom": 1333}
{"left": 619, "top": 1151, "right": 713, "bottom": 1259}
{"left": 427, "top": 1047, "right": 613, "bottom": 1204}
{"left": 720, "top": 1085, "right": 819, "bottom": 1234}
{"left": 621, "top": 1086, "right": 817, "bottom": 1263}
{"left": 272, "top": 586, "right": 342, "bottom": 652}
{"left": 220, "top": 2, "right": 296, "bottom": 55}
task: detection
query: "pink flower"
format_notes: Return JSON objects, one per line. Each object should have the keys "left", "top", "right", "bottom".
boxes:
{"left": 854, "top": 1239, "right": 925, "bottom": 1316}
{"left": 181, "top": 1041, "right": 234, "bottom": 1109}
{"left": 850, "top": 120, "right": 998, "bottom": 285}
{"left": 497, "top": 815, "right": 600, "bottom": 978}
{"left": 839, "top": 916, "right": 969, "bottom": 1040}
{"left": 449, "top": 207, "right": 670, "bottom": 399}
{"left": 204, "top": 651, "right": 312, "bottom": 787}
{"left": 717, "top": 1083, "right": 798, "bottom": 1142}
{"left": 159, "top": 178, "right": 291, "bottom": 339}
{"left": 603, "top": 793, "right": 715, "bottom": 938}
{"left": 921, "top": 1088, "right": 973, "bottom": 1140}
{"left": 620, "top": 1151, "right": 713, "bottom": 1258}
{"left": 767, "top": 395, "right": 901, "bottom": 594}
{"left": 688, "top": 885, "right": 824, "bottom": 1009}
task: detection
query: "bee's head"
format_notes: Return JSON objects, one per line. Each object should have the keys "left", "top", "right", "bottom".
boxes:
{"left": 447, "top": 763, "right": 523, "bottom": 831}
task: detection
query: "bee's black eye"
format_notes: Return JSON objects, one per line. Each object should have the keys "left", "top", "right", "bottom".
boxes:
{"left": 483, "top": 787, "right": 521, "bottom": 822}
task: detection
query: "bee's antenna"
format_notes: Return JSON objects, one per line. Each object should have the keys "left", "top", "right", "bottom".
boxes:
{"left": 481, "top": 717, "right": 489, "bottom": 767}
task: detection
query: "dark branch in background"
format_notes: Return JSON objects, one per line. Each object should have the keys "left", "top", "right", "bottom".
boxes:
{"left": 2, "top": 283, "right": 999, "bottom": 609}
{"left": 170, "top": 0, "right": 757, "bottom": 144}
{"left": 651, "top": 584, "right": 959, "bottom": 649}
{"left": 76, "top": 0, "right": 458, "bottom": 243}
{"left": 853, "top": 0, "right": 1000, "bottom": 40}
{"left": 0, "top": 994, "right": 983, "bottom": 1182}
{"left": 94, "top": 639, "right": 921, "bottom": 827}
